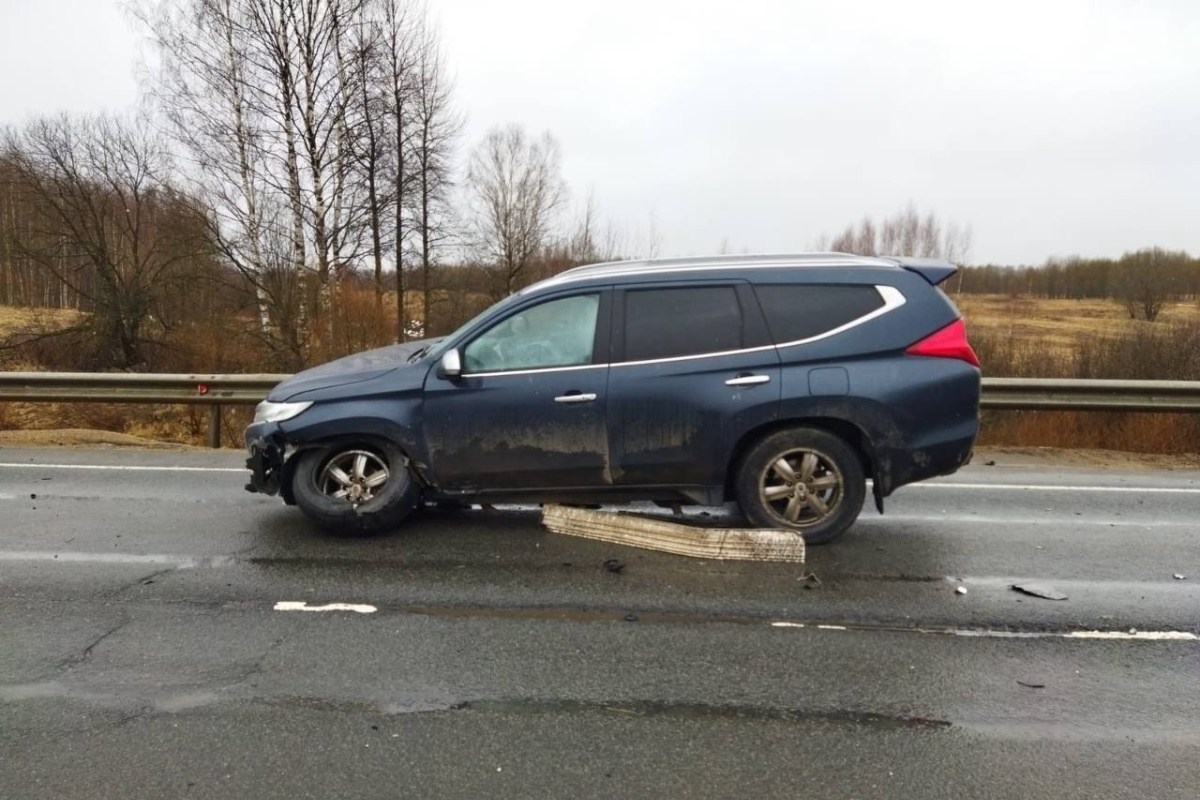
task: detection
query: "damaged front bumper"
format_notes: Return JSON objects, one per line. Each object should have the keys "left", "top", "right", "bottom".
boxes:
{"left": 244, "top": 422, "right": 287, "bottom": 497}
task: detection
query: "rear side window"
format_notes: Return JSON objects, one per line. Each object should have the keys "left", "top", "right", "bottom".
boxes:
{"left": 623, "top": 286, "right": 744, "bottom": 361}
{"left": 754, "top": 284, "right": 884, "bottom": 344}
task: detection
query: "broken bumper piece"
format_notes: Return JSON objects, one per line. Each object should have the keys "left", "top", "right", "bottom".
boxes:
{"left": 244, "top": 438, "right": 284, "bottom": 496}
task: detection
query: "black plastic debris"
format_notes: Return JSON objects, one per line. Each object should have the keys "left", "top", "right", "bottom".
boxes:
{"left": 1010, "top": 583, "right": 1068, "bottom": 601}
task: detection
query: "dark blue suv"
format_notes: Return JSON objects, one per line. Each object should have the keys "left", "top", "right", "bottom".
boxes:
{"left": 245, "top": 253, "right": 980, "bottom": 543}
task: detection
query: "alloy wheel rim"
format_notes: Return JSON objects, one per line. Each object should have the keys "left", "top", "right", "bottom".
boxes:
{"left": 318, "top": 449, "right": 390, "bottom": 505}
{"left": 758, "top": 447, "right": 844, "bottom": 527}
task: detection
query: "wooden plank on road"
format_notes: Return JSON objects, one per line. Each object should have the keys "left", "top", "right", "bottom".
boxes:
{"left": 542, "top": 504, "right": 805, "bottom": 563}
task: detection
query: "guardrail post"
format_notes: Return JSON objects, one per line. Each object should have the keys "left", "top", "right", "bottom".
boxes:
{"left": 207, "top": 405, "right": 222, "bottom": 449}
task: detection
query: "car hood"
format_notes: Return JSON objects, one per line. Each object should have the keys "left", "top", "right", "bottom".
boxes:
{"left": 268, "top": 337, "right": 443, "bottom": 401}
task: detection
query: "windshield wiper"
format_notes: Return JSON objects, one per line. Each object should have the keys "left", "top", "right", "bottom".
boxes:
{"left": 406, "top": 346, "right": 429, "bottom": 363}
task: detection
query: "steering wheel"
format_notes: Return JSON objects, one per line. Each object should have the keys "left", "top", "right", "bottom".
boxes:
{"left": 511, "top": 341, "right": 558, "bottom": 367}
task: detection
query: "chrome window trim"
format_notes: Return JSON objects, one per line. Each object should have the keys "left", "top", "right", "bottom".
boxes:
{"left": 613, "top": 344, "right": 777, "bottom": 368}
{"left": 457, "top": 285, "right": 906, "bottom": 377}
{"left": 461, "top": 362, "right": 608, "bottom": 379}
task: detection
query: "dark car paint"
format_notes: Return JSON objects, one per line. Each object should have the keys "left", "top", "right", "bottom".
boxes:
{"left": 267, "top": 338, "right": 441, "bottom": 403}
{"left": 245, "top": 259, "right": 980, "bottom": 508}
{"left": 421, "top": 366, "right": 612, "bottom": 491}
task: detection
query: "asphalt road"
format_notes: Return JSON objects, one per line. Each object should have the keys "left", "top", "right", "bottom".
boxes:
{"left": 1, "top": 447, "right": 1199, "bottom": 799}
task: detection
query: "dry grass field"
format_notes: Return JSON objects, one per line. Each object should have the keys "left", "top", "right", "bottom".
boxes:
{"left": 957, "top": 294, "right": 1200, "bottom": 358}
{"left": 955, "top": 295, "right": 1200, "bottom": 460}
{"left": 0, "top": 305, "right": 80, "bottom": 341}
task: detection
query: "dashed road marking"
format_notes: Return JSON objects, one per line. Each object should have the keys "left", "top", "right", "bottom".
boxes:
{"left": 274, "top": 601, "right": 377, "bottom": 614}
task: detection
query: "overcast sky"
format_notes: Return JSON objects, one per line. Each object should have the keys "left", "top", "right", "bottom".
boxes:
{"left": 1, "top": 0, "right": 1197, "bottom": 264}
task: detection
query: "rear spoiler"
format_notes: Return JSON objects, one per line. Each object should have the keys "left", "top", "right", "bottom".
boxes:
{"left": 882, "top": 256, "right": 958, "bottom": 286}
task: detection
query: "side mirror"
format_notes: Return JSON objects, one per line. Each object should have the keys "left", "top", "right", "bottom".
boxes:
{"left": 439, "top": 348, "right": 462, "bottom": 380}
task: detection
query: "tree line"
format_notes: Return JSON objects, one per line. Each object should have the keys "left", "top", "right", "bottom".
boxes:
{"left": 959, "top": 250, "right": 1200, "bottom": 321}
{"left": 0, "top": 0, "right": 626, "bottom": 372}
{"left": 820, "top": 208, "right": 1198, "bottom": 321}
{"left": 1, "top": 1, "right": 1195, "bottom": 374}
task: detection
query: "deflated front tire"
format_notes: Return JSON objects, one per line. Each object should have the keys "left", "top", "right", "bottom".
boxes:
{"left": 290, "top": 440, "right": 421, "bottom": 536}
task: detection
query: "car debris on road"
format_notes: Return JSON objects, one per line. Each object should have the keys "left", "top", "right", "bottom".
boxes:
{"left": 1011, "top": 582, "right": 1069, "bottom": 601}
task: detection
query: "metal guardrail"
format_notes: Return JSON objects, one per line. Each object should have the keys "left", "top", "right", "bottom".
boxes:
{"left": 0, "top": 372, "right": 289, "bottom": 448}
{"left": 980, "top": 378, "right": 1200, "bottom": 412}
{"left": 1, "top": 372, "right": 1199, "bottom": 448}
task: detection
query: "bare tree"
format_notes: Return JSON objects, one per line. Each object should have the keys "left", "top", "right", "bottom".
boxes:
{"left": 1118, "top": 247, "right": 1185, "bottom": 322}
{"left": 642, "top": 211, "right": 662, "bottom": 260}
{"left": 466, "top": 125, "right": 565, "bottom": 296}
{"left": 137, "top": 0, "right": 309, "bottom": 363}
{"left": 406, "top": 17, "right": 461, "bottom": 333}
{"left": 379, "top": 0, "right": 418, "bottom": 339}
{"left": 819, "top": 204, "right": 972, "bottom": 263}
{"left": 1, "top": 114, "right": 207, "bottom": 367}
{"left": 346, "top": 7, "right": 390, "bottom": 316}
{"left": 138, "top": 0, "right": 449, "bottom": 360}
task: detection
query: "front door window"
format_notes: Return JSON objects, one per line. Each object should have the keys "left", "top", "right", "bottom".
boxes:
{"left": 464, "top": 293, "right": 600, "bottom": 373}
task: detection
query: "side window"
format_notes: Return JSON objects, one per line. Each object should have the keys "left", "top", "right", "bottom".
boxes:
{"left": 623, "top": 286, "right": 743, "bottom": 361}
{"left": 754, "top": 284, "right": 885, "bottom": 344}
{"left": 464, "top": 293, "right": 600, "bottom": 373}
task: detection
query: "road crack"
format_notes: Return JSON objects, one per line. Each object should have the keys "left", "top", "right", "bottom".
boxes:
{"left": 56, "top": 619, "right": 130, "bottom": 672}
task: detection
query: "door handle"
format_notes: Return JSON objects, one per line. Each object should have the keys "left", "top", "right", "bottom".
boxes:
{"left": 554, "top": 392, "right": 598, "bottom": 404}
{"left": 725, "top": 374, "right": 771, "bottom": 387}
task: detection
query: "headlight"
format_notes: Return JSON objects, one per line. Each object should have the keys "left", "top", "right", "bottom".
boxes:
{"left": 253, "top": 400, "right": 313, "bottom": 424}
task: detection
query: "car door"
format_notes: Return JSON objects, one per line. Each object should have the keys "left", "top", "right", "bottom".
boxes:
{"left": 422, "top": 289, "right": 613, "bottom": 492}
{"left": 605, "top": 282, "right": 781, "bottom": 489}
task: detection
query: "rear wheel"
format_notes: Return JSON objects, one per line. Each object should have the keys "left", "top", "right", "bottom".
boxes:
{"left": 735, "top": 427, "right": 866, "bottom": 544}
{"left": 291, "top": 441, "right": 420, "bottom": 536}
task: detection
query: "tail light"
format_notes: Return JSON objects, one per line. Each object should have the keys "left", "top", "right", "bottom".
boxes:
{"left": 905, "top": 318, "right": 980, "bottom": 368}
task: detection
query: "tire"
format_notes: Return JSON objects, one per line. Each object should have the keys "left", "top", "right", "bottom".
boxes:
{"left": 290, "top": 440, "right": 421, "bottom": 536}
{"left": 734, "top": 427, "right": 866, "bottom": 545}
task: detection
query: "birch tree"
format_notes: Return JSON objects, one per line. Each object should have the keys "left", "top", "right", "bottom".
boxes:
{"left": 407, "top": 18, "right": 461, "bottom": 331}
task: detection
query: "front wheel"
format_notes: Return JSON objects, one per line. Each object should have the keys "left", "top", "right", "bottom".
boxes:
{"left": 734, "top": 427, "right": 866, "bottom": 544}
{"left": 291, "top": 441, "right": 420, "bottom": 536}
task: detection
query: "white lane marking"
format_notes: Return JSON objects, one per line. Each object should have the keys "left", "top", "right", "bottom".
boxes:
{"left": 1, "top": 463, "right": 1197, "bottom": 493}
{"left": 771, "top": 621, "right": 1198, "bottom": 642}
{"left": 0, "top": 550, "right": 203, "bottom": 568}
{"left": 0, "top": 462, "right": 243, "bottom": 473}
{"left": 913, "top": 482, "right": 1200, "bottom": 494}
{"left": 1064, "top": 630, "right": 1198, "bottom": 641}
{"left": 274, "top": 601, "right": 377, "bottom": 614}
{"left": 857, "top": 514, "right": 1197, "bottom": 528}
{"left": 2, "top": 462, "right": 1200, "bottom": 501}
